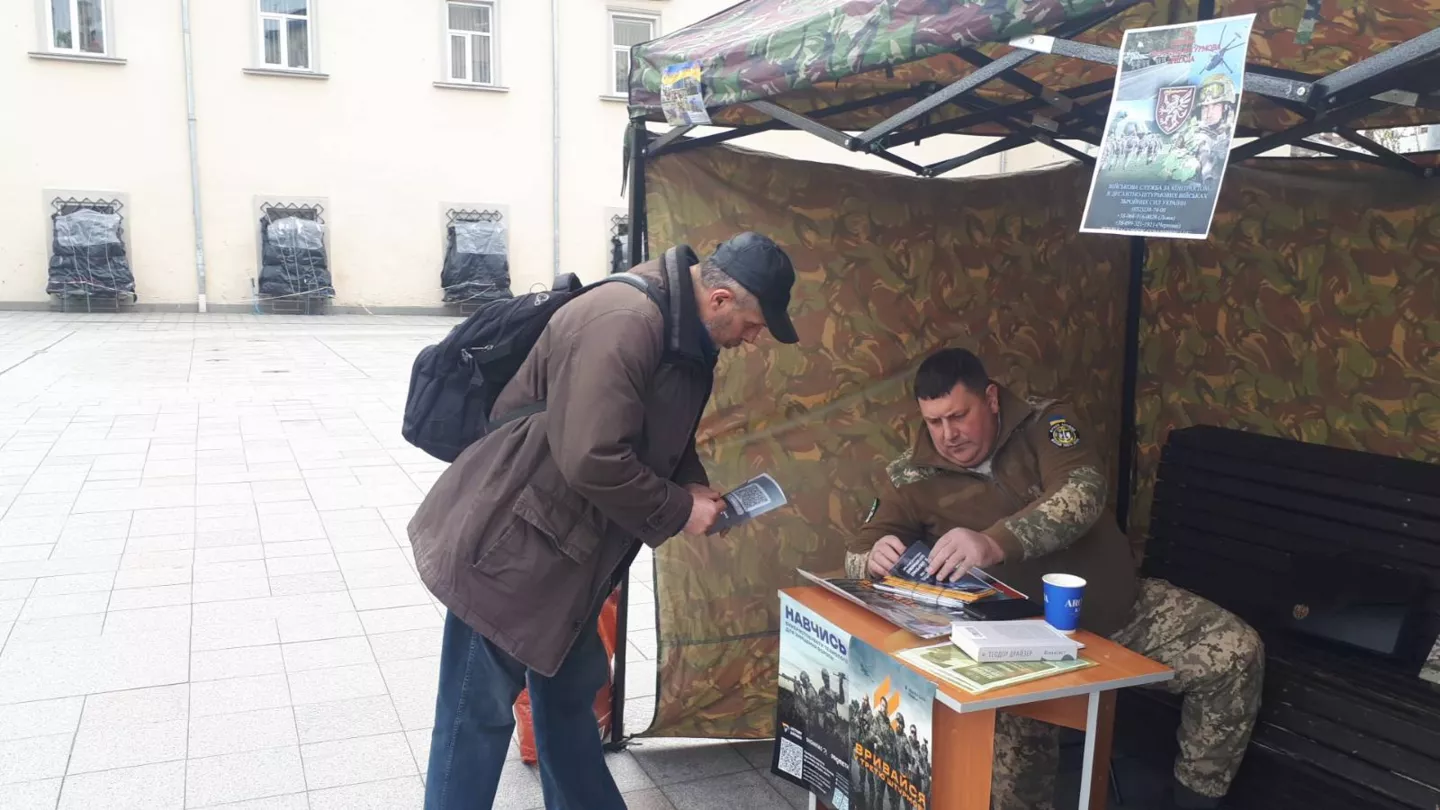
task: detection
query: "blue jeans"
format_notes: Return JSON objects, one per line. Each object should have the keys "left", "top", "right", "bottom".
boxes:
{"left": 425, "top": 610, "right": 624, "bottom": 810}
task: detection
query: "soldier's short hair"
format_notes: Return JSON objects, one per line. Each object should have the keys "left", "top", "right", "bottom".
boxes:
{"left": 914, "top": 348, "right": 990, "bottom": 400}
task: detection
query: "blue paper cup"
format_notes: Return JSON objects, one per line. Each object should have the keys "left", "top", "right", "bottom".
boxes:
{"left": 1043, "top": 574, "right": 1087, "bottom": 635}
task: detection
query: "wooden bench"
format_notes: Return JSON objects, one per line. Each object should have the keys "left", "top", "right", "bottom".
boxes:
{"left": 1115, "top": 425, "right": 1440, "bottom": 809}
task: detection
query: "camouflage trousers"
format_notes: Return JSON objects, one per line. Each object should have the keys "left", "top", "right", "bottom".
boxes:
{"left": 990, "top": 577, "right": 1264, "bottom": 810}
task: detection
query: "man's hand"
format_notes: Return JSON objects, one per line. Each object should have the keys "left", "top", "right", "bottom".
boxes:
{"left": 683, "top": 488, "right": 724, "bottom": 535}
{"left": 867, "top": 535, "right": 907, "bottom": 578}
{"left": 927, "top": 527, "right": 1005, "bottom": 582}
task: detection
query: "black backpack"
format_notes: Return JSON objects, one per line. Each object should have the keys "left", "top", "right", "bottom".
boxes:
{"left": 401, "top": 270, "right": 659, "bottom": 462}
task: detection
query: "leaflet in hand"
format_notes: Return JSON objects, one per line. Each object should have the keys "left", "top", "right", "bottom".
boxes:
{"left": 708, "top": 473, "right": 788, "bottom": 535}
{"left": 876, "top": 542, "right": 1027, "bottom": 608}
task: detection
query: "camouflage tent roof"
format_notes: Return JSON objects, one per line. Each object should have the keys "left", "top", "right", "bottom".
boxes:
{"left": 628, "top": 0, "right": 1440, "bottom": 136}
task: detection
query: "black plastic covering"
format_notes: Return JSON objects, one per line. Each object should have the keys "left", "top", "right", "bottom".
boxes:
{"left": 47, "top": 208, "right": 136, "bottom": 298}
{"left": 258, "top": 215, "right": 334, "bottom": 299}
{"left": 441, "top": 218, "right": 511, "bottom": 304}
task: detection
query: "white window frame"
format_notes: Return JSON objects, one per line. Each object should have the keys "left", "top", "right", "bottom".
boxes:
{"left": 257, "top": 0, "right": 314, "bottom": 72}
{"left": 44, "top": 0, "right": 109, "bottom": 57}
{"left": 608, "top": 10, "right": 658, "bottom": 98}
{"left": 445, "top": 0, "right": 498, "bottom": 86}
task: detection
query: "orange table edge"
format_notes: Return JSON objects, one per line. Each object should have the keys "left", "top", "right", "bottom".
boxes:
{"left": 784, "top": 585, "right": 1174, "bottom": 810}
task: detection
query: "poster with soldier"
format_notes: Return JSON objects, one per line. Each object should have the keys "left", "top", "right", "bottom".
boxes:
{"left": 773, "top": 593, "right": 854, "bottom": 808}
{"left": 1080, "top": 14, "right": 1256, "bottom": 239}
{"left": 847, "top": 637, "right": 935, "bottom": 810}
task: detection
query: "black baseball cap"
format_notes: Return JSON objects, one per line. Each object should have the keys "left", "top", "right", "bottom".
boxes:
{"left": 709, "top": 232, "right": 799, "bottom": 344}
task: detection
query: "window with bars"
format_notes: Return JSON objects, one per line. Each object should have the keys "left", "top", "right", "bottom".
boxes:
{"left": 608, "top": 213, "right": 631, "bottom": 275}
{"left": 259, "top": 0, "right": 312, "bottom": 70}
{"left": 48, "top": 0, "right": 107, "bottom": 55}
{"left": 609, "top": 11, "right": 657, "bottom": 97}
{"left": 447, "top": 1, "right": 496, "bottom": 85}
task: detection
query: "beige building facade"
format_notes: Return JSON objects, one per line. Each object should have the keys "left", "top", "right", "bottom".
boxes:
{"left": 1, "top": 0, "right": 1067, "bottom": 312}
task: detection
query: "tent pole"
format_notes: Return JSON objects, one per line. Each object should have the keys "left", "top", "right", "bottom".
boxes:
{"left": 608, "top": 118, "right": 649, "bottom": 751}
{"left": 1116, "top": 236, "right": 1146, "bottom": 536}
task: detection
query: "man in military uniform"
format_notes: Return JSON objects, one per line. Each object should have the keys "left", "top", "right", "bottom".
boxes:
{"left": 1169, "top": 73, "right": 1238, "bottom": 186}
{"left": 846, "top": 348, "right": 1263, "bottom": 810}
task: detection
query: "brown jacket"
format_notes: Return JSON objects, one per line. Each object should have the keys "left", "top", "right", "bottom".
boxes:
{"left": 848, "top": 387, "right": 1137, "bottom": 637}
{"left": 408, "top": 249, "right": 715, "bottom": 676}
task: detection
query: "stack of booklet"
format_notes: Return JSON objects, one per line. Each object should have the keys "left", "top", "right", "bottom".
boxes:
{"left": 951, "top": 620, "right": 1082, "bottom": 662}
{"left": 896, "top": 640, "right": 1096, "bottom": 694}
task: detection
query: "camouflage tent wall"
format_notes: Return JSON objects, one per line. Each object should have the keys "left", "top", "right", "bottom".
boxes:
{"left": 639, "top": 146, "right": 1440, "bottom": 741}
{"left": 1131, "top": 159, "right": 1440, "bottom": 555}
{"left": 641, "top": 145, "right": 1132, "bottom": 738}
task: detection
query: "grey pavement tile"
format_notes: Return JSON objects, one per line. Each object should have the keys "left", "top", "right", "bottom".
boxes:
{"left": 185, "top": 746, "right": 307, "bottom": 808}
{"left": 276, "top": 611, "right": 364, "bottom": 644}
{"left": 264, "top": 553, "right": 339, "bottom": 577}
{"left": 622, "top": 789, "right": 679, "bottom": 810}
{"left": 118, "top": 549, "right": 194, "bottom": 571}
{"left": 624, "top": 697, "right": 656, "bottom": 737}
{"left": 293, "top": 695, "right": 402, "bottom": 745}
{"left": 193, "top": 577, "right": 273, "bottom": 604}
{"left": 0, "top": 601, "right": 20, "bottom": 625}
{"left": 762, "top": 770, "right": 813, "bottom": 810}
{"left": 113, "top": 565, "right": 193, "bottom": 590}
{"left": 0, "top": 546, "right": 58, "bottom": 567}
{"left": 48, "top": 538, "right": 127, "bottom": 559}
{"left": 267, "top": 571, "right": 348, "bottom": 596}
{"left": 107, "top": 583, "right": 192, "bottom": 612}
{"left": 191, "top": 792, "right": 308, "bottom": 810}
{"left": 0, "top": 777, "right": 63, "bottom": 807}
{"left": 57, "top": 760, "right": 185, "bottom": 810}
{"left": 340, "top": 564, "right": 417, "bottom": 590}
{"left": 405, "top": 728, "right": 433, "bottom": 773}
{"left": 0, "top": 580, "right": 32, "bottom": 601}
{"left": 188, "top": 707, "right": 299, "bottom": 759}
{"left": 197, "top": 484, "right": 255, "bottom": 507}
{"left": 0, "top": 697, "right": 83, "bottom": 742}
{"left": 194, "top": 544, "right": 265, "bottom": 565}
{"left": 378, "top": 657, "right": 441, "bottom": 730}
{"left": 7, "top": 614, "right": 105, "bottom": 646}
{"left": 120, "top": 533, "right": 196, "bottom": 553}
{"left": 190, "top": 674, "right": 292, "bottom": 718}
{"left": 660, "top": 769, "right": 794, "bottom": 810}
{"left": 300, "top": 732, "right": 418, "bottom": 790}
{"left": 491, "top": 760, "right": 546, "bottom": 810}
{"left": 191, "top": 645, "right": 285, "bottom": 682}
{"left": 194, "top": 560, "right": 270, "bottom": 583}
{"left": 128, "top": 508, "right": 195, "bottom": 538}
{"left": 607, "top": 750, "right": 659, "bottom": 793}
{"left": 287, "top": 663, "right": 389, "bottom": 706}
{"left": 336, "top": 549, "right": 411, "bottom": 573}
{"left": 262, "top": 539, "right": 330, "bottom": 559}
{"left": 628, "top": 659, "right": 659, "bottom": 699}
{"left": 281, "top": 636, "right": 375, "bottom": 673}
{"left": 368, "top": 627, "right": 442, "bottom": 663}
{"left": 629, "top": 737, "right": 752, "bottom": 788}
{"left": 78, "top": 684, "right": 188, "bottom": 725}
{"left": 191, "top": 619, "right": 280, "bottom": 652}
{"left": 102, "top": 605, "right": 191, "bottom": 636}
{"left": 66, "top": 712, "right": 187, "bottom": 775}
{"left": 307, "top": 775, "right": 424, "bottom": 810}
{"left": 20, "top": 592, "right": 110, "bottom": 621}
{"left": 196, "top": 529, "right": 264, "bottom": 548}
{"left": 191, "top": 591, "right": 354, "bottom": 627}
{"left": 351, "top": 584, "right": 432, "bottom": 611}
{"left": 30, "top": 572, "right": 115, "bottom": 597}
{"left": 359, "top": 606, "right": 442, "bottom": 636}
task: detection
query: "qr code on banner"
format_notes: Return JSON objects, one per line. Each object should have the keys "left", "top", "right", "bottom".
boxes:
{"left": 731, "top": 483, "right": 773, "bottom": 512}
{"left": 777, "top": 737, "right": 804, "bottom": 779}
{"left": 830, "top": 786, "right": 850, "bottom": 810}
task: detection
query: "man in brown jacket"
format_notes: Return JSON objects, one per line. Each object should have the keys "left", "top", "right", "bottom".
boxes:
{"left": 409, "top": 232, "right": 800, "bottom": 810}
{"left": 848, "top": 348, "right": 1263, "bottom": 810}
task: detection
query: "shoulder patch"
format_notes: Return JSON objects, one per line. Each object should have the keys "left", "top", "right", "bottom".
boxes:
{"left": 1048, "top": 415, "right": 1079, "bottom": 448}
{"left": 886, "top": 449, "right": 938, "bottom": 488}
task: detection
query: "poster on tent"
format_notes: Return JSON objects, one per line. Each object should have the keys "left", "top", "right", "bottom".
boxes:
{"left": 848, "top": 637, "right": 934, "bottom": 810}
{"left": 1080, "top": 14, "right": 1256, "bottom": 239}
{"left": 772, "top": 593, "right": 853, "bottom": 809}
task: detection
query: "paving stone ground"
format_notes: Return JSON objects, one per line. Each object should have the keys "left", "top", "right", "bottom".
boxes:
{"left": 0, "top": 311, "right": 804, "bottom": 810}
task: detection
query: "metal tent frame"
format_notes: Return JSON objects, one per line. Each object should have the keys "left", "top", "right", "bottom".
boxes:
{"left": 607, "top": 9, "right": 1440, "bottom": 747}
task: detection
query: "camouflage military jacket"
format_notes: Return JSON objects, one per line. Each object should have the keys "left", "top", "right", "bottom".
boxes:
{"left": 848, "top": 387, "right": 1138, "bottom": 637}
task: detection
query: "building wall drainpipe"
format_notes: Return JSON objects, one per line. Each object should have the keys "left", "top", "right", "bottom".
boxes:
{"left": 181, "top": 0, "right": 208, "bottom": 313}
{"left": 550, "top": 0, "right": 562, "bottom": 280}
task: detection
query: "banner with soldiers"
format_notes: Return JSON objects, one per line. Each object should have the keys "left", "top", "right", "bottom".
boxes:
{"left": 1080, "top": 14, "right": 1256, "bottom": 239}
{"left": 773, "top": 593, "right": 855, "bottom": 808}
{"left": 847, "top": 637, "right": 935, "bottom": 810}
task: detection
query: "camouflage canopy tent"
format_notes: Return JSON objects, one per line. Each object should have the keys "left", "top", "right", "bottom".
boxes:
{"left": 609, "top": 0, "right": 1440, "bottom": 745}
